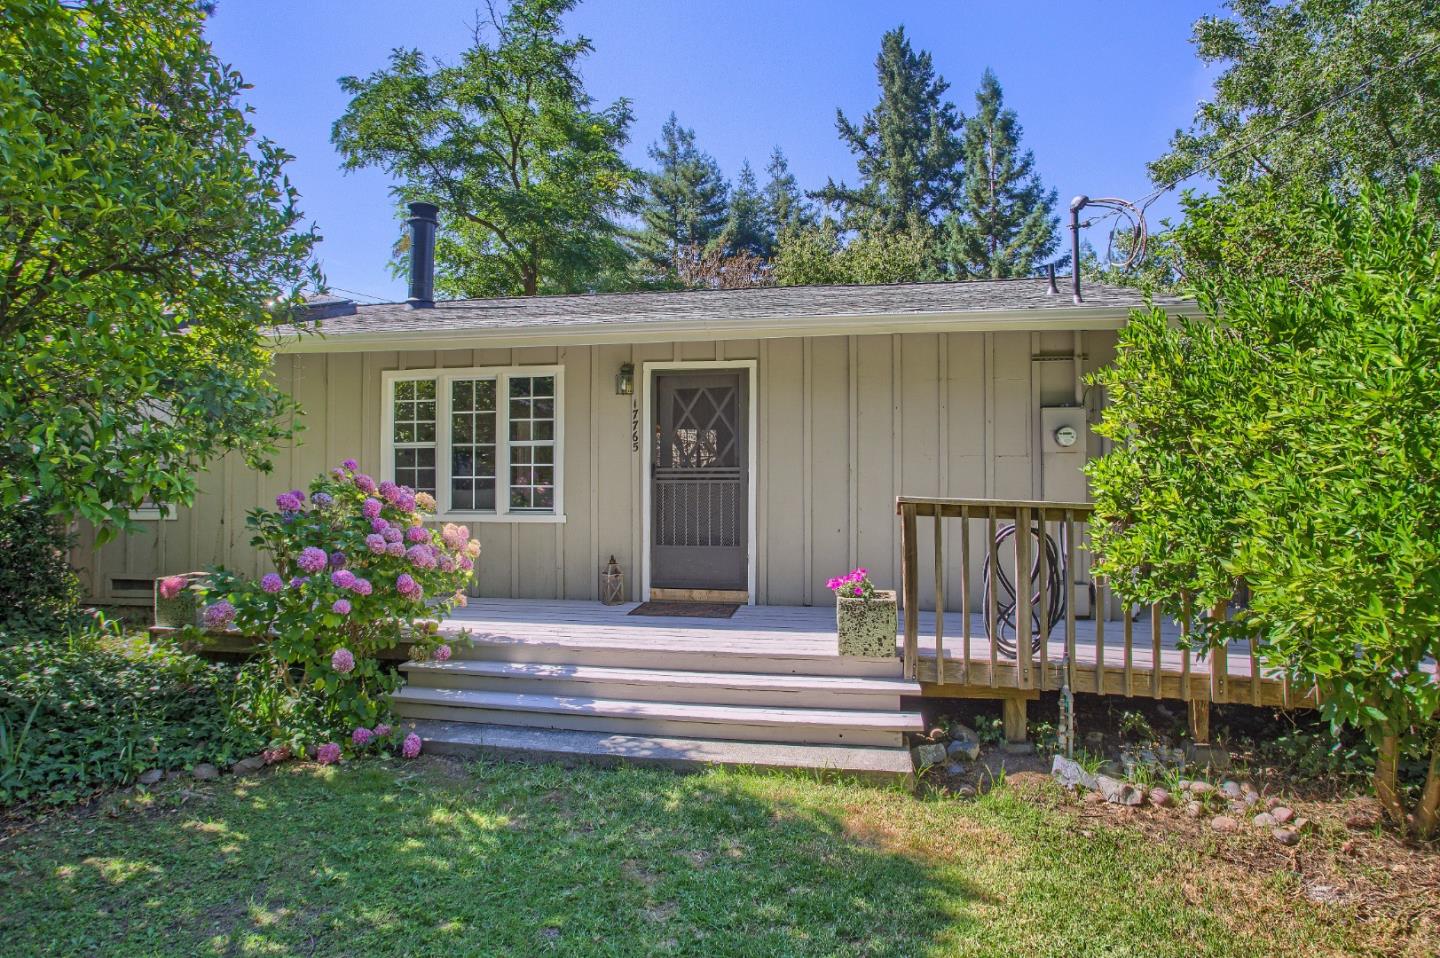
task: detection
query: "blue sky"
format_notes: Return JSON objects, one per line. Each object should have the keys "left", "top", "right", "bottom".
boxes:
{"left": 205, "top": 0, "right": 1224, "bottom": 302}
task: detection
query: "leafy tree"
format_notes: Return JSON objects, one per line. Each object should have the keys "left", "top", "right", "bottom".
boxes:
{"left": 815, "top": 26, "right": 966, "bottom": 233}
{"left": 0, "top": 0, "right": 317, "bottom": 537}
{"left": 1086, "top": 180, "right": 1440, "bottom": 837}
{"left": 721, "top": 160, "right": 773, "bottom": 258}
{"left": 763, "top": 147, "right": 815, "bottom": 239}
{"left": 630, "top": 113, "right": 730, "bottom": 275}
{"left": 332, "top": 0, "right": 636, "bottom": 297}
{"left": 942, "top": 69, "right": 1059, "bottom": 278}
{"left": 1151, "top": 0, "right": 1440, "bottom": 199}
{"left": 772, "top": 220, "right": 938, "bottom": 286}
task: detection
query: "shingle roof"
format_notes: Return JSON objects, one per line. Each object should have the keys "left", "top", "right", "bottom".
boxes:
{"left": 279, "top": 278, "right": 1185, "bottom": 353}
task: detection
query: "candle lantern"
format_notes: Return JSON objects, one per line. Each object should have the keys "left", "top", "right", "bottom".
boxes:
{"left": 600, "top": 555, "right": 625, "bottom": 605}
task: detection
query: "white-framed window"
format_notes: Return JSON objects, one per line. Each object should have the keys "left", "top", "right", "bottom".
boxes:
{"left": 129, "top": 496, "right": 176, "bottom": 521}
{"left": 381, "top": 366, "right": 563, "bottom": 522}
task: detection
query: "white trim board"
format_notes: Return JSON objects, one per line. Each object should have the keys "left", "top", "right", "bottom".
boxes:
{"left": 640, "top": 359, "right": 759, "bottom": 606}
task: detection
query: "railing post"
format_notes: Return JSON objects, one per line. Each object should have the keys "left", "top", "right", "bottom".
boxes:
{"left": 900, "top": 501, "right": 919, "bottom": 680}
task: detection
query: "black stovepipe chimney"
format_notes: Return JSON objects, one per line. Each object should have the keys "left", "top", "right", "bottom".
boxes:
{"left": 406, "top": 201, "right": 439, "bottom": 309}
{"left": 1069, "top": 195, "right": 1088, "bottom": 305}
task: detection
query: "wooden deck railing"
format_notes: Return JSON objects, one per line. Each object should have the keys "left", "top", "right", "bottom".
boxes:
{"left": 895, "top": 496, "right": 1305, "bottom": 710}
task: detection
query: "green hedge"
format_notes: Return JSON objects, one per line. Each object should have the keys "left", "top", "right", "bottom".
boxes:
{"left": 0, "top": 499, "right": 82, "bottom": 644}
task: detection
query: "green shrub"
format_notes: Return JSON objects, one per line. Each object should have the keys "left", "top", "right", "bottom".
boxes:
{"left": 0, "top": 619, "right": 259, "bottom": 806}
{"left": 0, "top": 499, "right": 82, "bottom": 643}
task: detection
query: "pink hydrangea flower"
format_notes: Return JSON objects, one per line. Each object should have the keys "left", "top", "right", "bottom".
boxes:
{"left": 396, "top": 574, "right": 421, "bottom": 599}
{"left": 401, "top": 733, "right": 422, "bottom": 759}
{"left": 458, "top": 555, "right": 474, "bottom": 572}
{"left": 352, "top": 578, "right": 373, "bottom": 596}
{"left": 439, "top": 556, "right": 456, "bottom": 573}
{"left": 406, "top": 544, "right": 438, "bottom": 569}
{"left": 331, "top": 599, "right": 352, "bottom": 615}
{"left": 312, "top": 492, "right": 333, "bottom": 508}
{"left": 315, "top": 742, "right": 341, "bottom": 765}
{"left": 433, "top": 644, "right": 452, "bottom": 662}
{"left": 415, "top": 492, "right": 436, "bottom": 512}
{"left": 371, "top": 517, "right": 389, "bottom": 533}
{"left": 331, "top": 648, "right": 355, "bottom": 673}
{"left": 362, "top": 497, "right": 383, "bottom": 519}
{"left": 342, "top": 458, "right": 359, "bottom": 471}
{"left": 386, "top": 542, "right": 405, "bottom": 558}
{"left": 353, "top": 473, "right": 377, "bottom": 494}
{"left": 331, "top": 569, "right": 357, "bottom": 589}
{"left": 290, "top": 576, "right": 309, "bottom": 589}
{"left": 465, "top": 539, "right": 481, "bottom": 559}
{"left": 260, "top": 573, "right": 284, "bottom": 594}
{"left": 275, "top": 490, "right": 304, "bottom": 512}
{"left": 365, "top": 533, "right": 387, "bottom": 554}
{"left": 382, "top": 526, "right": 403, "bottom": 543}
{"left": 453, "top": 591, "right": 469, "bottom": 608}
{"left": 351, "top": 726, "right": 374, "bottom": 747}
{"left": 202, "top": 600, "right": 236, "bottom": 629}
{"left": 378, "top": 480, "right": 398, "bottom": 500}
{"left": 373, "top": 723, "right": 392, "bottom": 739}
{"left": 297, "top": 546, "right": 328, "bottom": 573}
{"left": 329, "top": 551, "right": 347, "bottom": 569}
{"left": 158, "top": 575, "right": 186, "bottom": 600}
{"left": 394, "top": 492, "right": 417, "bottom": 512}
{"left": 406, "top": 525, "right": 430, "bottom": 544}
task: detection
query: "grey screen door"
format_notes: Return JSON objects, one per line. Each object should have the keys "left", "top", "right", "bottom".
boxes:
{"left": 650, "top": 371, "right": 748, "bottom": 591}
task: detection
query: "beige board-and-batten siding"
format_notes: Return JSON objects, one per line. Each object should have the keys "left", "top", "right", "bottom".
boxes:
{"left": 75, "top": 329, "right": 1116, "bottom": 608}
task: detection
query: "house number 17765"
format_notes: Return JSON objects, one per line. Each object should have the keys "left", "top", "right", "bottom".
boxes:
{"left": 630, "top": 400, "right": 640, "bottom": 453}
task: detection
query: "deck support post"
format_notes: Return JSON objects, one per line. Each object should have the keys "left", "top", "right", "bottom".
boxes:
{"left": 1002, "top": 696, "right": 1028, "bottom": 744}
{"left": 1188, "top": 698, "right": 1210, "bottom": 744}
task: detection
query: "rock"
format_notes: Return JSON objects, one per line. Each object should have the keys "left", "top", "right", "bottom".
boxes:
{"left": 1096, "top": 774, "right": 1145, "bottom": 807}
{"left": 138, "top": 768, "right": 163, "bottom": 786}
{"left": 1264, "top": 796, "right": 1282, "bottom": 811}
{"left": 1185, "top": 742, "right": 1232, "bottom": 770}
{"left": 1184, "top": 801, "right": 1204, "bottom": 819}
{"left": 1273, "top": 827, "right": 1300, "bottom": 846}
{"left": 1178, "top": 779, "right": 1193, "bottom": 791}
{"left": 1148, "top": 787, "right": 1173, "bottom": 809}
{"left": 1344, "top": 799, "right": 1382, "bottom": 830}
{"left": 1220, "top": 780, "right": 1244, "bottom": 801}
{"left": 1271, "top": 806, "right": 1294, "bottom": 825}
{"left": 928, "top": 726, "right": 949, "bottom": 742}
{"left": 946, "top": 737, "right": 980, "bottom": 762}
{"left": 1210, "top": 815, "right": 1239, "bottom": 833}
{"left": 945, "top": 762, "right": 967, "bottom": 777}
{"left": 1187, "top": 781, "right": 1214, "bottom": 797}
{"left": 1252, "top": 812, "right": 1276, "bottom": 828}
{"left": 1001, "top": 741, "right": 1035, "bottom": 756}
{"left": 1051, "top": 755, "right": 1099, "bottom": 791}
{"left": 1292, "top": 816, "right": 1312, "bottom": 833}
{"left": 231, "top": 756, "right": 265, "bottom": 775}
{"left": 1083, "top": 789, "right": 1105, "bottom": 805}
{"left": 911, "top": 742, "right": 948, "bottom": 768}
{"left": 192, "top": 762, "right": 219, "bottom": 781}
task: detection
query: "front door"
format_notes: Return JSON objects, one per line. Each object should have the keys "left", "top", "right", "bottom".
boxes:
{"left": 650, "top": 371, "right": 748, "bottom": 592}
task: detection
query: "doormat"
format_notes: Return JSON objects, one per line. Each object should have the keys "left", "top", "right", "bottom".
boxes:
{"left": 628, "top": 601, "right": 740, "bottom": 619}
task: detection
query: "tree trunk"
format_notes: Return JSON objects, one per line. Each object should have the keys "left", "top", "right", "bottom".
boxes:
{"left": 1413, "top": 727, "right": 1440, "bottom": 840}
{"left": 1374, "top": 732, "right": 1406, "bottom": 829}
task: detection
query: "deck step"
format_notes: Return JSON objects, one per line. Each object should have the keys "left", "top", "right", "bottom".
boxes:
{"left": 392, "top": 686, "right": 924, "bottom": 747}
{"left": 402, "top": 659, "right": 918, "bottom": 708}
{"left": 447, "top": 636, "right": 901, "bottom": 678}
{"left": 405, "top": 720, "right": 915, "bottom": 784}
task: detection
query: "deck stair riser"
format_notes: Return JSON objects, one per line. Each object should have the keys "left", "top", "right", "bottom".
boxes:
{"left": 391, "top": 687, "right": 921, "bottom": 748}
{"left": 447, "top": 638, "right": 901, "bottom": 678}
{"left": 403, "top": 660, "right": 912, "bottom": 710}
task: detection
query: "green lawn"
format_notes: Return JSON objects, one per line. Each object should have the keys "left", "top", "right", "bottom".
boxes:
{"left": 0, "top": 758, "right": 1383, "bottom": 957}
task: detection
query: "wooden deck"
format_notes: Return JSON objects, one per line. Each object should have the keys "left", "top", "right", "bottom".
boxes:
{"left": 435, "top": 599, "right": 1309, "bottom": 708}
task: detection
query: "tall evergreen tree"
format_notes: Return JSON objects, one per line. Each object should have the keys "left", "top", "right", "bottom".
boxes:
{"left": 814, "top": 26, "right": 966, "bottom": 233}
{"left": 763, "top": 147, "right": 815, "bottom": 239}
{"left": 942, "top": 69, "right": 1059, "bottom": 278}
{"left": 722, "top": 161, "right": 772, "bottom": 257}
{"left": 631, "top": 113, "right": 730, "bottom": 272}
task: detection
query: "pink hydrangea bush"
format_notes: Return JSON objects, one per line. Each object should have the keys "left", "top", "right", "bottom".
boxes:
{"left": 401, "top": 732, "right": 422, "bottom": 759}
{"left": 190, "top": 459, "right": 479, "bottom": 758}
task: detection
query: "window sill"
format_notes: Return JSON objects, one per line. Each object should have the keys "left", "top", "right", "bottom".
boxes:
{"left": 437, "top": 512, "right": 566, "bottom": 524}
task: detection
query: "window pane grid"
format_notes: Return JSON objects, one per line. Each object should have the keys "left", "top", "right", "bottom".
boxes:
{"left": 507, "top": 375, "right": 555, "bottom": 511}
{"left": 392, "top": 378, "right": 437, "bottom": 495}
{"left": 449, "top": 378, "right": 497, "bottom": 512}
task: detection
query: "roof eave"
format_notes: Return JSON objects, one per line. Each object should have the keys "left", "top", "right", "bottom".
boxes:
{"left": 272, "top": 304, "right": 1170, "bottom": 355}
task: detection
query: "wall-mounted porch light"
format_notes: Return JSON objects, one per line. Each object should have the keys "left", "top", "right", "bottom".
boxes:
{"left": 616, "top": 362, "right": 635, "bottom": 396}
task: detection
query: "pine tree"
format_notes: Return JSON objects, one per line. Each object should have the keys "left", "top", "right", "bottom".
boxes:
{"left": 942, "top": 69, "right": 1059, "bottom": 278}
{"left": 763, "top": 147, "right": 814, "bottom": 240}
{"left": 815, "top": 26, "right": 965, "bottom": 233}
{"left": 631, "top": 113, "right": 729, "bottom": 273}
{"left": 722, "top": 161, "right": 772, "bottom": 257}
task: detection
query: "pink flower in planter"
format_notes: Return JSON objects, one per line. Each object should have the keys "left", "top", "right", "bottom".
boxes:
{"left": 315, "top": 742, "right": 341, "bottom": 765}
{"left": 260, "top": 573, "right": 284, "bottom": 594}
{"left": 331, "top": 599, "right": 352, "bottom": 615}
{"left": 362, "top": 497, "right": 383, "bottom": 519}
{"left": 331, "top": 648, "right": 355, "bottom": 673}
{"left": 373, "top": 723, "right": 392, "bottom": 739}
{"left": 158, "top": 575, "right": 186, "bottom": 600}
{"left": 365, "top": 533, "right": 386, "bottom": 555}
{"left": 351, "top": 578, "right": 373, "bottom": 596}
{"left": 433, "top": 644, "right": 452, "bottom": 662}
{"left": 297, "top": 547, "right": 328, "bottom": 574}
{"left": 202, "top": 600, "right": 236, "bottom": 629}
{"left": 342, "top": 458, "right": 359, "bottom": 471}
{"left": 331, "top": 569, "right": 357, "bottom": 589}
{"left": 406, "top": 525, "right": 430, "bottom": 544}
{"left": 401, "top": 733, "right": 422, "bottom": 759}
{"left": 352, "top": 727, "right": 374, "bottom": 747}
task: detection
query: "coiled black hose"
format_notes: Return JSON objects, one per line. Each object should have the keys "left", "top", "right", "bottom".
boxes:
{"left": 980, "top": 522, "right": 1067, "bottom": 658}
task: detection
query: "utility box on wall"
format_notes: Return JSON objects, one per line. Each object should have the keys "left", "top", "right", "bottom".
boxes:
{"left": 1040, "top": 405, "right": 1087, "bottom": 457}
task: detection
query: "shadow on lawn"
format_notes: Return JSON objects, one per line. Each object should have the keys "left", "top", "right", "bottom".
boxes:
{"left": 4, "top": 757, "right": 990, "bottom": 957}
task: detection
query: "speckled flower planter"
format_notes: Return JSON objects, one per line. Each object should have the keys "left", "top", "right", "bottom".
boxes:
{"left": 153, "top": 573, "right": 207, "bottom": 629}
{"left": 836, "top": 590, "right": 898, "bottom": 657}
